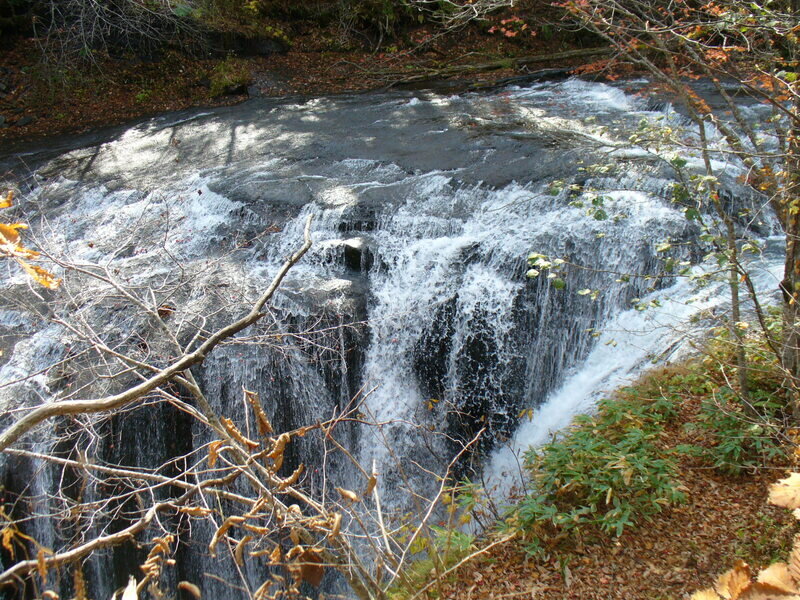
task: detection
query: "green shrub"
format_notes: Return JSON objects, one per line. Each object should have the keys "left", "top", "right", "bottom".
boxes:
{"left": 387, "top": 524, "right": 476, "bottom": 600}
{"left": 134, "top": 88, "right": 152, "bottom": 103}
{"left": 687, "top": 389, "right": 785, "bottom": 475}
{"left": 512, "top": 393, "right": 686, "bottom": 553}
{"left": 509, "top": 309, "right": 792, "bottom": 561}
{"left": 209, "top": 56, "right": 252, "bottom": 97}
{"left": 680, "top": 317, "right": 788, "bottom": 475}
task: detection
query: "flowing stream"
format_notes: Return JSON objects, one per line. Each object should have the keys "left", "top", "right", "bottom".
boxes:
{"left": 0, "top": 77, "right": 784, "bottom": 599}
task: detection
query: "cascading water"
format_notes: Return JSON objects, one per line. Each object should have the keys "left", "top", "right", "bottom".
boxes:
{"left": 0, "top": 77, "right": 784, "bottom": 599}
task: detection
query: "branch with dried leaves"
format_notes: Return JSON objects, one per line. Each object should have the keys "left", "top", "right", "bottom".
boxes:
{"left": 0, "top": 215, "right": 313, "bottom": 452}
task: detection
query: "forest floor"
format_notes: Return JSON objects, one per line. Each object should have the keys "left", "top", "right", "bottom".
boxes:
{"left": 0, "top": 18, "right": 604, "bottom": 144}
{"left": 434, "top": 372, "right": 797, "bottom": 600}
{"left": 438, "top": 468, "right": 791, "bottom": 600}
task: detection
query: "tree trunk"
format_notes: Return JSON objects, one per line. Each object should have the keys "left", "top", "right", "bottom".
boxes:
{"left": 781, "top": 0, "right": 800, "bottom": 416}
{"left": 781, "top": 120, "right": 800, "bottom": 416}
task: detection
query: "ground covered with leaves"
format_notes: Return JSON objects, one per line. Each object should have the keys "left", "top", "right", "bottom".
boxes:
{"left": 435, "top": 354, "right": 797, "bottom": 600}
{"left": 442, "top": 468, "right": 791, "bottom": 600}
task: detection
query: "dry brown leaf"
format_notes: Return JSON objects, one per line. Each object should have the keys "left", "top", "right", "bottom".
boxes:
{"left": 770, "top": 474, "right": 800, "bottom": 510}
{"left": 221, "top": 417, "right": 260, "bottom": 449}
{"left": 271, "top": 452, "right": 285, "bottom": 472}
{"left": 243, "top": 523, "right": 271, "bottom": 535}
{"left": 208, "top": 516, "right": 245, "bottom": 555}
{"left": 178, "top": 506, "right": 212, "bottom": 517}
{"left": 289, "top": 528, "right": 301, "bottom": 545}
{"left": 299, "top": 550, "right": 325, "bottom": 587}
{"left": 277, "top": 464, "right": 305, "bottom": 491}
{"left": 740, "top": 583, "right": 800, "bottom": 600}
{"left": 245, "top": 389, "right": 273, "bottom": 435}
{"left": 335, "top": 487, "right": 359, "bottom": 503}
{"left": 247, "top": 496, "right": 268, "bottom": 517}
{"left": 267, "top": 433, "right": 290, "bottom": 460}
{"left": 253, "top": 579, "right": 272, "bottom": 600}
{"left": 42, "top": 591, "right": 59, "bottom": 600}
{"left": 269, "top": 545, "right": 282, "bottom": 565}
{"left": 757, "top": 563, "right": 799, "bottom": 595}
{"left": 364, "top": 465, "right": 378, "bottom": 498}
{"left": 329, "top": 513, "right": 342, "bottom": 539}
{"left": 285, "top": 545, "right": 303, "bottom": 561}
{"left": 715, "top": 560, "right": 752, "bottom": 600}
{"left": 208, "top": 441, "right": 224, "bottom": 468}
{"left": 37, "top": 548, "right": 47, "bottom": 579}
{"left": 790, "top": 536, "right": 800, "bottom": 584}
{"left": 692, "top": 591, "right": 722, "bottom": 600}
{"left": 151, "top": 535, "right": 172, "bottom": 556}
{"left": 177, "top": 581, "right": 202, "bottom": 599}
{"left": 234, "top": 535, "right": 252, "bottom": 567}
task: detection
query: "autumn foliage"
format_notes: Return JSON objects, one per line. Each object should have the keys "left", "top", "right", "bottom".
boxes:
{"left": 0, "top": 190, "right": 60, "bottom": 289}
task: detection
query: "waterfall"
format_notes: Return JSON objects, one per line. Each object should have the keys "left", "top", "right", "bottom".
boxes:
{"left": 0, "top": 77, "right": 783, "bottom": 599}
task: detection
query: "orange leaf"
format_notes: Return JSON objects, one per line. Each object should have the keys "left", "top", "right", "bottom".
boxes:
{"left": 18, "top": 261, "right": 61, "bottom": 289}
{"left": 0, "top": 223, "right": 27, "bottom": 245}
{"left": 0, "top": 191, "right": 13, "bottom": 209}
{"left": 1, "top": 527, "right": 16, "bottom": 559}
{"left": 37, "top": 548, "right": 48, "bottom": 579}
{"left": 208, "top": 440, "right": 224, "bottom": 468}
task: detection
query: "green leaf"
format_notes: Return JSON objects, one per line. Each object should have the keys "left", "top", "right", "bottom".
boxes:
{"left": 685, "top": 207, "right": 700, "bottom": 221}
{"left": 670, "top": 156, "right": 688, "bottom": 169}
{"left": 551, "top": 278, "right": 566, "bottom": 290}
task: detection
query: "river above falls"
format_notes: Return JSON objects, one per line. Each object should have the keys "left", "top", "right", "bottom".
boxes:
{"left": 0, "top": 77, "right": 784, "bottom": 599}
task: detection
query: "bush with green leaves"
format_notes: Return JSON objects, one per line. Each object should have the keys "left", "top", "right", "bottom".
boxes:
{"left": 679, "top": 319, "right": 788, "bottom": 475}
{"left": 511, "top": 390, "right": 686, "bottom": 554}
{"left": 209, "top": 56, "right": 252, "bottom": 96}
{"left": 686, "top": 389, "right": 786, "bottom": 475}
{"left": 387, "top": 521, "right": 477, "bottom": 600}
